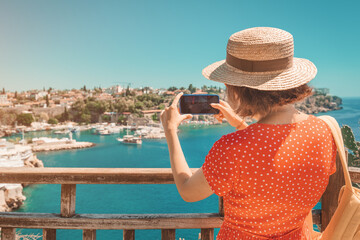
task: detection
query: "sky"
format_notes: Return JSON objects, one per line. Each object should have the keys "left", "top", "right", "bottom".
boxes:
{"left": 0, "top": 0, "right": 359, "bottom": 97}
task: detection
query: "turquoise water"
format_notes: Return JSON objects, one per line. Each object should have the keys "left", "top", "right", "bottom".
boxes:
{"left": 13, "top": 97, "right": 360, "bottom": 239}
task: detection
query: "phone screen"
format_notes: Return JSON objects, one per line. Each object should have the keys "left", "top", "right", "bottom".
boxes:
{"left": 179, "top": 94, "right": 220, "bottom": 114}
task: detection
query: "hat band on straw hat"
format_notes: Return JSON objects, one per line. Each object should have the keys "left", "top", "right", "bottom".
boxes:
{"left": 226, "top": 53, "right": 294, "bottom": 72}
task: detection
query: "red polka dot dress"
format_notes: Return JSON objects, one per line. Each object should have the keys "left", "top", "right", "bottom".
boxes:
{"left": 202, "top": 115, "right": 337, "bottom": 240}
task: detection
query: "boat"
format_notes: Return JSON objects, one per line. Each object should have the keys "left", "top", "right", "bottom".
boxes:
{"left": 117, "top": 135, "right": 142, "bottom": 145}
{"left": 117, "top": 124, "right": 142, "bottom": 144}
{"left": 54, "top": 130, "right": 70, "bottom": 134}
{"left": 70, "top": 127, "right": 80, "bottom": 133}
{"left": 99, "top": 129, "right": 111, "bottom": 135}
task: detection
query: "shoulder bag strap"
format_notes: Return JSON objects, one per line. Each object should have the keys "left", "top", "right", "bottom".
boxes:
{"left": 318, "top": 115, "right": 353, "bottom": 191}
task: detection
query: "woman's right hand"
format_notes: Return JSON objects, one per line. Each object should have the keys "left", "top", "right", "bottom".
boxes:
{"left": 211, "top": 100, "right": 246, "bottom": 130}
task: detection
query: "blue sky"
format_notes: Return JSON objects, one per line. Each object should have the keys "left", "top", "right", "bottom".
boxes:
{"left": 0, "top": 0, "right": 359, "bottom": 97}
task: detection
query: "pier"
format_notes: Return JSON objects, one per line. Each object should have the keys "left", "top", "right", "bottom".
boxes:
{"left": 0, "top": 152, "right": 359, "bottom": 240}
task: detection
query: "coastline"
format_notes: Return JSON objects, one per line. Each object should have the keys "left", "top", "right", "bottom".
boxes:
{"left": 0, "top": 152, "right": 44, "bottom": 212}
{"left": 31, "top": 141, "right": 95, "bottom": 152}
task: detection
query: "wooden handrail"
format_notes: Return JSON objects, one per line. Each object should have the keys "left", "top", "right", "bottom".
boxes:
{"left": 0, "top": 212, "right": 223, "bottom": 229}
{"left": 0, "top": 168, "right": 198, "bottom": 184}
{"left": 0, "top": 167, "right": 359, "bottom": 184}
{"left": 1, "top": 163, "right": 359, "bottom": 239}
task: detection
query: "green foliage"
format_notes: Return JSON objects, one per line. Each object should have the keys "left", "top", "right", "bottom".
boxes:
{"left": 0, "top": 109, "right": 17, "bottom": 126}
{"left": 126, "top": 86, "right": 131, "bottom": 96}
{"left": 80, "top": 113, "right": 91, "bottom": 123}
{"left": 159, "top": 103, "right": 165, "bottom": 110}
{"left": 55, "top": 107, "right": 70, "bottom": 122}
{"left": 45, "top": 95, "right": 50, "bottom": 106}
{"left": 16, "top": 113, "right": 34, "bottom": 126}
{"left": 152, "top": 113, "right": 159, "bottom": 122}
{"left": 102, "top": 115, "right": 111, "bottom": 122}
{"left": 117, "top": 116, "right": 127, "bottom": 125}
{"left": 188, "top": 84, "right": 196, "bottom": 93}
{"left": 135, "top": 101, "right": 144, "bottom": 110}
{"left": 114, "top": 100, "right": 127, "bottom": 113}
{"left": 342, "top": 125, "right": 358, "bottom": 152}
{"left": 168, "top": 86, "right": 177, "bottom": 91}
{"left": 201, "top": 85, "right": 208, "bottom": 92}
{"left": 341, "top": 125, "right": 360, "bottom": 167}
{"left": 65, "top": 93, "right": 166, "bottom": 123}
{"left": 48, "top": 118, "right": 58, "bottom": 125}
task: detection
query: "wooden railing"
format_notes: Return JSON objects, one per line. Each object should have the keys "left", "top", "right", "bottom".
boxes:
{"left": 0, "top": 154, "right": 359, "bottom": 240}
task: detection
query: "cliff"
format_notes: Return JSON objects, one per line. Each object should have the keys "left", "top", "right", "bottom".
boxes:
{"left": 295, "top": 94, "right": 342, "bottom": 114}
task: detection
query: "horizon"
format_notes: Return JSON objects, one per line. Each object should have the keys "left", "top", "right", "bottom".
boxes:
{"left": 1, "top": 1, "right": 360, "bottom": 98}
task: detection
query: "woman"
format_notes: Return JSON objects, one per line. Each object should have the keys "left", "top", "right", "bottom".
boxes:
{"left": 160, "top": 27, "right": 336, "bottom": 239}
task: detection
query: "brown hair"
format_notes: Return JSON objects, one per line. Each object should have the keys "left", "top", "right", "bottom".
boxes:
{"left": 225, "top": 84, "right": 314, "bottom": 119}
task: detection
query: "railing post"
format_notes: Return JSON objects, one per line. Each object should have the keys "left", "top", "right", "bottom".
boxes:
{"left": 1, "top": 227, "right": 16, "bottom": 240}
{"left": 43, "top": 229, "right": 56, "bottom": 240}
{"left": 218, "top": 196, "right": 224, "bottom": 217}
{"left": 60, "top": 184, "right": 76, "bottom": 217}
{"left": 200, "top": 228, "right": 214, "bottom": 240}
{"left": 123, "top": 229, "right": 135, "bottom": 240}
{"left": 161, "top": 229, "right": 175, "bottom": 240}
{"left": 83, "top": 229, "right": 96, "bottom": 240}
{"left": 321, "top": 152, "right": 345, "bottom": 231}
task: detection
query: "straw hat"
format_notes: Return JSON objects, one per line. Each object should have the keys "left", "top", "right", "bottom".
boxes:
{"left": 202, "top": 27, "right": 317, "bottom": 91}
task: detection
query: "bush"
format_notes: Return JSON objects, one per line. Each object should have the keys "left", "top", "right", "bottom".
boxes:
{"left": 102, "top": 115, "right": 111, "bottom": 122}
{"left": 16, "top": 113, "right": 34, "bottom": 126}
{"left": 48, "top": 118, "right": 58, "bottom": 125}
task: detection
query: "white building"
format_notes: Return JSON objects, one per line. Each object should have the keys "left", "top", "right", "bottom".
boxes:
{"left": 0, "top": 94, "right": 10, "bottom": 106}
{"left": 105, "top": 85, "right": 123, "bottom": 95}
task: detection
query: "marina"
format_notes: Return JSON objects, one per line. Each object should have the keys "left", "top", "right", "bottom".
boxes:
{"left": 1, "top": 97, "right": 358, "bottom": 239}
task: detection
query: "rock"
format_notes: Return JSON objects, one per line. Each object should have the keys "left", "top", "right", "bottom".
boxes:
{"left": 0, "top": 184, "right": 26, "bottom": 211}
{"left": 0, "top": 189, "right": 8, "bottom": 212}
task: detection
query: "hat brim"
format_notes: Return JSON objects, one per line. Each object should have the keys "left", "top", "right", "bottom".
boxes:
{"left": 202, "top": 57, "right": 317, "bottom": 91}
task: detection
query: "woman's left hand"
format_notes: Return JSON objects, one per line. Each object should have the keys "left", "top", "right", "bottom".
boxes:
{"left": 160, "top": 92, "right": 192, "bottom": 132}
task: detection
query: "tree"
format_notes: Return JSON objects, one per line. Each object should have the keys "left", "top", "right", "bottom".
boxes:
{"left": 63, "top": 107, "right": 69, "bottom": 121}
{"left": 48, "top": 87, "right": 53, "bottom": 94}
{"left": 15, "top": 91, "right": 18, "bottom": 99}
{"left": 2, "top": 88, "right": 5, "bottom": 94}
{"left": 117, "top": 116, "right": 127, "bottom": 125}
{"left": 159, "top": 103, "right": 165, "bottom": 110}
{"left": 0, "top": 109, "right": 17, "bottom": 126}
{"left": 48, "top": 118, "right": 58, "bottom": 125}
{"left": 16, "top": 113, "right": 34, "bottom": 126}
{"left": 80, "top": 113, "right": 91, "bottom": 123}
{"left": 102, "top": 115, "right": 111, "bottom": 122}
{"left": 168, "top": 86, "right": 178, "bottom": 91}
{"left": 135, "top": 101, "right": 144, "bottom": 110}
{"left": 152, "top": 113, "right": 159, "bottom": 122}
{"left": 188, "top": 84, "right": 196, "bottom": 93}
{"left": 82, "top": 85, "right": 87, "bottom": 92}
{"left": 126, "top": 86, "right": 131, "bottom": 96}
{"left": 45, "top": 95, "right": 50, "bottom": 107}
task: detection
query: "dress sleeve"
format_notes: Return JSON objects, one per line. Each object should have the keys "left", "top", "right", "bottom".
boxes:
{"left": 202, "top": 135, "right": 239, "bottom": 196}
{"left": 329, "top": 136, "right": 337, "bottom": 175}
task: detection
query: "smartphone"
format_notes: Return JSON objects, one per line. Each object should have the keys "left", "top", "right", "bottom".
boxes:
{"left": 179, "top": 94, "right": 220, "bottom": 115}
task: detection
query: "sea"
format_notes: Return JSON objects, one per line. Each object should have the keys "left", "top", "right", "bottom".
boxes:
{"left": 9, "top": 97, "right": 360, "bottom": 240}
